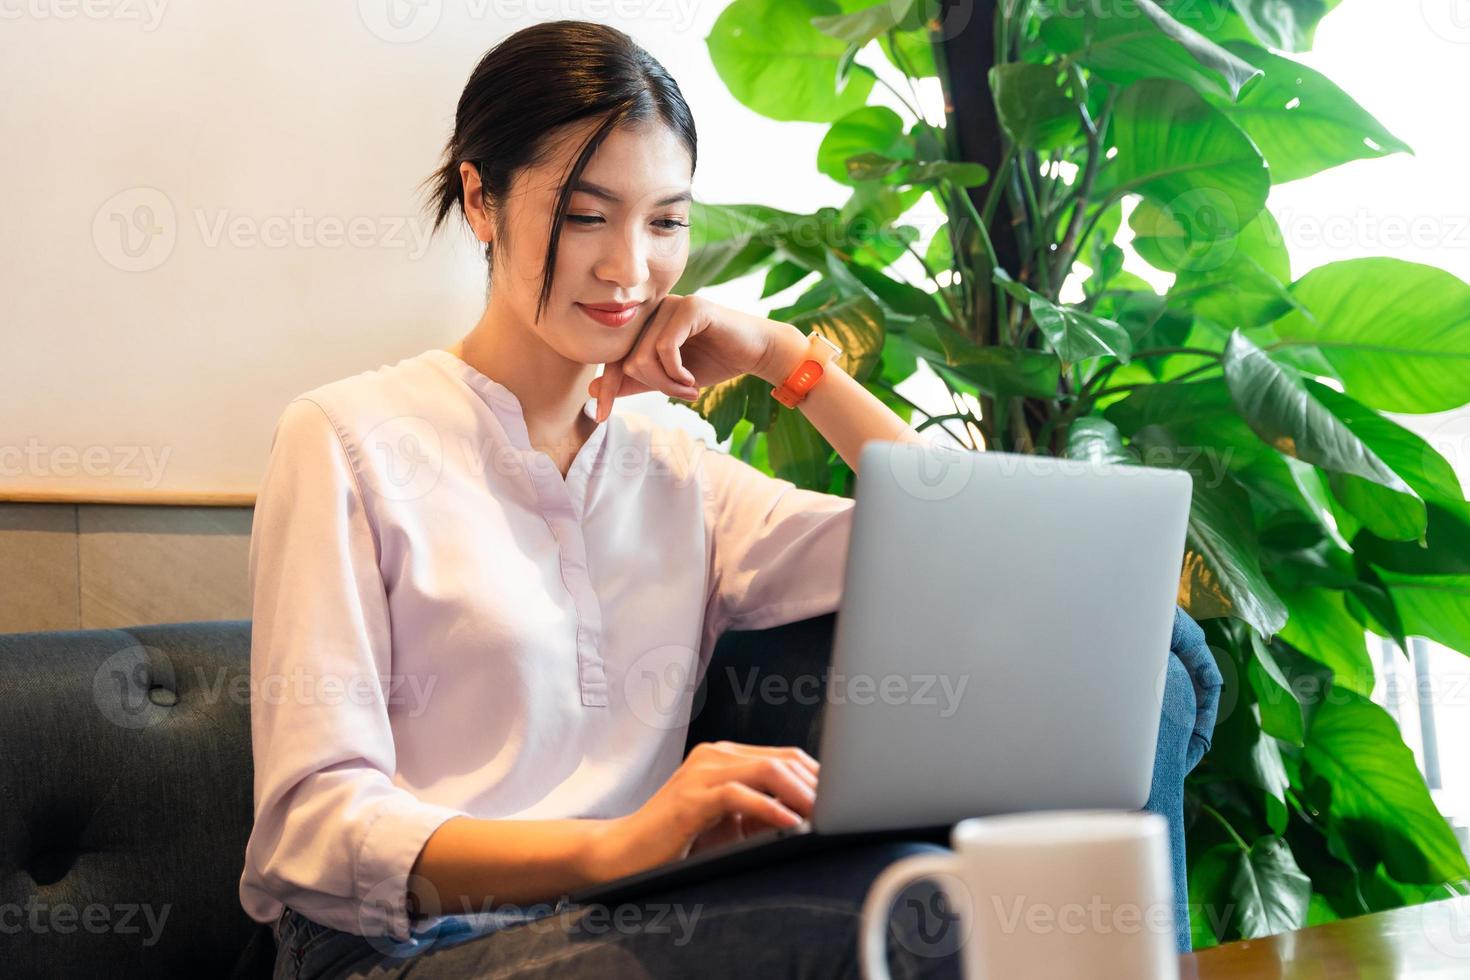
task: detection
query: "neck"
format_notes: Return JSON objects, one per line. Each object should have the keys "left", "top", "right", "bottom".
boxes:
{"left": 452, "top": 296, "right": 599, "bottom": 449}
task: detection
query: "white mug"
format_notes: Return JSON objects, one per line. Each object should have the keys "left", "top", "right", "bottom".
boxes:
{"left": 859, "top": 810, "right": 1179, "bottom": 980}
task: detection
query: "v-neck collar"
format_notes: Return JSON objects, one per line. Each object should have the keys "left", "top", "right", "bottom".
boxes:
{"left": 423, "top": 348, "right": 612, "bottom": 514}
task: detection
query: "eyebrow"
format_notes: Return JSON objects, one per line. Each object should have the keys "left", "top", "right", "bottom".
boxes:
{"left": 572, "top": 180, "right": 692, "bottom": 208}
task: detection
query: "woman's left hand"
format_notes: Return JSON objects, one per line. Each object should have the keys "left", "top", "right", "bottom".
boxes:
{"left": 588, "top": 294, "right": 792, "bottom": 423}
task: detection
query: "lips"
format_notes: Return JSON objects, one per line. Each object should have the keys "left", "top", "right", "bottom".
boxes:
{"left": 577, "top": 301, "right": 642, "bottom": 327}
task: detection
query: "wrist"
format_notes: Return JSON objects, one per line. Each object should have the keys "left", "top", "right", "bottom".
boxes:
{"left": 755, "top": 322, "right": 810, "bottom": 387}
{"left": 577, "top": 815, "right": 629, "bottom": 884}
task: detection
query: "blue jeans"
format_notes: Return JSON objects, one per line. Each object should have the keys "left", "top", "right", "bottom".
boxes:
{"left": 272, "top": 612, "right": 1212, "bottom": 977}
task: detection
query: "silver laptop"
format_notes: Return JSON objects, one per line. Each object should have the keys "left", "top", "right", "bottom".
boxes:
{"left": 567, "top": 440, "right": 1192, "bottom": 906}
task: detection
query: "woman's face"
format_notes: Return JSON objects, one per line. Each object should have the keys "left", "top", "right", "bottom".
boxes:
{"left": 469, "top": 119, "right": 693, "bottom": 364}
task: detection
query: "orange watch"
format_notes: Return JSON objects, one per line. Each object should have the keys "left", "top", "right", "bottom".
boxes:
{"left": 771, "top": 329, "right": 843, "bottom": 408}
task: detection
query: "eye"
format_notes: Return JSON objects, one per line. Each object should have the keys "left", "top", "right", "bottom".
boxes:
{"left": 567, "top": 214, "right": 688, "bottom": 231}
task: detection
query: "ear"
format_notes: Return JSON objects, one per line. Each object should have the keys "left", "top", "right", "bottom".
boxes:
{"left": 458, "top": 161, "right": 494, "bottom": 244}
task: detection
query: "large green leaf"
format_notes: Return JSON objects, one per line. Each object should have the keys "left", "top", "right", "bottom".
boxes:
{"left": 898, "top": 312, "right": 1061, "bottom": 399}
{"left": 994, "top": 269, "right": 1131, "bottom": 365}
{"left": 1228, "top": 0, "right": 1342, "bottom": 52}
{"left": 1106, "top": 379, "right": 1270, "bottom": 472}
{"left": 874, "top": 0, "right": 938, "bottom": 77}
{"left": 1213, "top": 43, "right": 1411, "bottom": 184}
{"left": 1375, "top": 570, "right": 1470, "bottom": 659}
{"left": 1280, "top": 456, "right": 1351, "bottom": 551}
{"left": 707, "top": 0, "right": 877, "bottom": 123}
{"left": 1065, "top": 417, "right": 1134, "bottom": 466}
{"left": 1132, "top": 197, "right": 1285, "bottom": 277}
{"left": 937, "top": 344, "right": 1061, "bottom": 400}
{"left": 1212, "top": 698, "right": 1291, "bottom": 834}
{"left": 1029, "top": 298, "right": 1131, "bottom": 366}
{"left": 816, "top": 106, "right": 913, "bottom": 185}
{"left": 845, "top": 155, "right": 989, "bottom": 189}
{"left": 787, "top": 291, "right": 887, "bottom": 382}
{"left": 1278, "top": 588, "right": 1374, "bottom": 696}
{"left": 989, "top": 62, "right": 1082, "bottom": 151}
{"left": 1249, "top": 631, "right": 1305, "bottom": 746}
{"left": 767, "top": 403, "right": 831, "bottom": 488}
{"left": 691, "top": 373, "right": 774, "bottom": 443}
{"left": 1099, "top": 79, "right": 1270, "bottom": 243}
{"left": 1270, "top": 259, "right": 1470, "bottom": 414}
{"left": 761, "top": 259, "right": 812, "bottom": 298}
{"left": 1132, "top": 203, "right": 1293, "bottom": 329}
{"left": 1038, "top": 0, "right": 1263, "bottom": 100}
{"left": 811, "top": 0, "right": 915, "bottom": 46}
{"left": 1354, "top": 504, "right": 1470, "bottom": 578}
{"left": 1310, "top": 385, "right": 1466, "bottom": 508}
{"left": 843, "top": 262, "right": 946, "bottom": 324}
{"left": 1229, "top": 836, "right": 1313, "bottom": 937}
{"left": 1093, "top": 293, "right": 1194, "bottom": 375}
{"left": 1130, "top": 425, "right": 1287, "bottom": 634}
{"left": 1303, "top": 691, "right": 1470, "bottom": 884}
{"left": 1189, "top": 843, "right": 1237, "bottom": 948}
{"left": 1156, "top": 0, "right": 1261, "bottom": 47}
{"left": 1221, "top": 331, "right": 1423, "bottom": 539}
{"left": 676, "top": 202, "right": 791, "bottom": 294}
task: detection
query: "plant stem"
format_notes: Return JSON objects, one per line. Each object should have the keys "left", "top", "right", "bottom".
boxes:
{"left": 1050, "top": 88, "right": 1116, "bottom": 297}
{"left": 874, "top": 72, "right": 924, "bottom": 122}
{"left": 902, "top": 239, "right": 968, "bottom": 335}
{"left": 1199, "top": 802, "right": 1252, "bottom": 853}
{"left": 1081, "top": 347, "right": 1225, "bottom": 396}
{"left": 1089, "top": 366, "right": 1223, "bottom": 402}
{"left": 882, "top": 32, "right": 930, "bottom": 127}
{"left": 876, "top": 380, "right": 974, "bottom": 448}
{"left": 947, "top": 177, "right": 1001, "bottom": 271}
{"left": 916, "top": 411, "right": 976, "bottom": 433}
{"left": 981, "top": 147, "right": 1017, "bottom": 229}
{"left": 1018, "top": 156, "right": 1050, "bottom": 294}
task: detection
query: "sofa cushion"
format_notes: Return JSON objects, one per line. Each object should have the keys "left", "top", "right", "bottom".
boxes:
{"left": 0, "top": 620, "right": 273, "bottom": 979}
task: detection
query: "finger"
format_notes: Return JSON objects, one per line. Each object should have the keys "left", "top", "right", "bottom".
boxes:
{"left": 655, "top": 322, "right": 697, "bottom": 388}
{"left": 633, "top": 353, "right": 698, "bottom": 401}
{"left": 704, "top": 758, "right": 817, "bottom": 818}
{"left": 632, "top": 306, "right": 698, "bottom": 401}
{"left": 699, "top": 750, "right": 818, "bottom": 795}
{"left": 707, "top": 740, "right": 820, "bottom": 781}
{"left": 712, "top": 782, "right": 804, "bottom": 830}
{"left": 595, "top": 362, "right": 622, "bottom": 423}
{"left": 707, "top": 740, "right": 820, "bottom": 771}
{"left": 590, "top": 369, "right": 656, "bottom": 405}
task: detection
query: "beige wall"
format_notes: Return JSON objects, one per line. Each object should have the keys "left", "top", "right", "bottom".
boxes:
{"left": 0, "top": 504, "right": 251, "bottom": 634}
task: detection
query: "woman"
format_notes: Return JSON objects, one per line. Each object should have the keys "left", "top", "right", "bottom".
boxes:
{"left": 239, "top": 19, "right": 951, "bottom": 980}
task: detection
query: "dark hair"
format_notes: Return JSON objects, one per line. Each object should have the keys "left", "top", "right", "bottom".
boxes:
{"left": 420, "top": 20, "right": 697, "bottom": 322}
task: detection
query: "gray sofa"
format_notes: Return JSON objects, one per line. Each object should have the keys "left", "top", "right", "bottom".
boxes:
{"left": 0, "top": 608, "right": 1219, "bottom": 977}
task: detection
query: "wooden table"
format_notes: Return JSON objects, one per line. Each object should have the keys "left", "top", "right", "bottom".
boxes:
{"left": 1180, "top": 896, "right": 1470, "bottom": 977}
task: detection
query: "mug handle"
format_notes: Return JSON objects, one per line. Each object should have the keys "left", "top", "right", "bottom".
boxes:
{"left": 859, "top": 852, "right": 976, "bottom": 980}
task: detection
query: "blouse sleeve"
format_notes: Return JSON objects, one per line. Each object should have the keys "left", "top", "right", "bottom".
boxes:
{"left": 240, "top": 397, "right": 468, "bottom": 941}
{"left": 699, "top": 445, "right": 856, "bottom": 655}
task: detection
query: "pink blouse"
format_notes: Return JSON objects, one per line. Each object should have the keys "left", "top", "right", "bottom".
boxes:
{"left": 238, "top": 348, "right": 855, "bottom": 941}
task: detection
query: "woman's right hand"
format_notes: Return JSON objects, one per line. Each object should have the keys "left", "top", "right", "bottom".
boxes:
{"left": 588, "top": 740, "right": 819, "bottom": 883}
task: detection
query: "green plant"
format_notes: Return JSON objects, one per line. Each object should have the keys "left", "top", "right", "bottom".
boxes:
{"left": 684, "top": 0, "right": 1470, "bottom": 949}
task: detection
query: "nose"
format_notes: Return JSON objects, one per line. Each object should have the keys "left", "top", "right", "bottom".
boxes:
{"left": 592, "top": 226, "right": 650, "bottom": 291}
